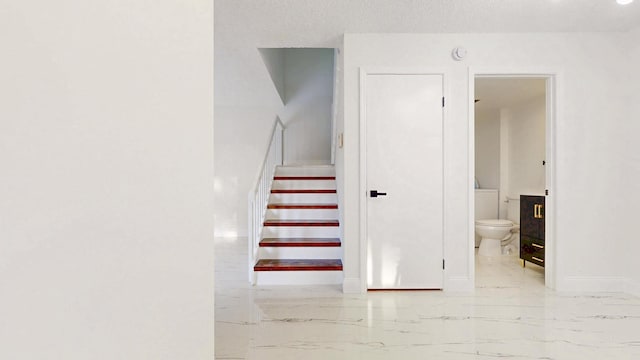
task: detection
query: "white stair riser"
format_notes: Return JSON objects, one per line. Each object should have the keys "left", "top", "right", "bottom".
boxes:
{"left": 255, "top": 271, "right": 342, "bottom": 286}
{"left": 269, "top": 193, "right": 337, "bottom": 204}
{"left": 258, "top": 247, "right": 342, "bottom": 259}
{"left": 262, "top": 226, "right": 340, "bottom": 238}
{"left": 271, "top": 180, "right": 336, "bottom": 190}
{"left": 275, "top": 166, "right": 335, "bottom": 177}
{"left": 265, "top": 209, "right": 338, "bottom": 220}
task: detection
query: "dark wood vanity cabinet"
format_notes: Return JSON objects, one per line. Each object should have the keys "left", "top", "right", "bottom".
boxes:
{"left": 520, "top": 195, "right": 545, "bottom": 267}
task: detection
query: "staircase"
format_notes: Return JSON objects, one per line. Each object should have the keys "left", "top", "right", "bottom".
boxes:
{"left": 252, "top": 165, "right": 343, "bottom": 285}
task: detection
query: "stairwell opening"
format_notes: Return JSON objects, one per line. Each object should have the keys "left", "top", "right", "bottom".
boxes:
{"left": 250, "top": 48, "right": 343, "bottom": 286}
{"left": 258, "top": 47, "right": 337, "bottom": 166}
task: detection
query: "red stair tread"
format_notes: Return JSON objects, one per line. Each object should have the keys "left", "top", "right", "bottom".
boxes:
{"left": 260, "top": 238, "right": 341, "bottom": 247}
{"left": 268, "top": 203, "right": 338, "bottom": 209}
{"left": 274, "top": 176, "right": 336, "bottom": 180}
{"left": 271, "top": 189, "right": 336, "bottom": 194}
{"left": 254, "top": 259, "right": 343, "bottom": 271}
{"left": 263, "top": 219, "right": 339, "bottom": 227}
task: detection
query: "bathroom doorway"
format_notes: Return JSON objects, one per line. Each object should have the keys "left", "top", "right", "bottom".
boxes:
{"left": 471, "top": 73, "right": 556, "bottom": 289}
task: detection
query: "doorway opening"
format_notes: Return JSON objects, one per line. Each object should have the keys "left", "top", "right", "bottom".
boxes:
{"left": 471, "top": 74, "right": 556, "bottom": 290}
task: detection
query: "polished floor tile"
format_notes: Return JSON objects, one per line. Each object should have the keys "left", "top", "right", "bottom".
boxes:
{"left": 215, "top": 237, "right": 640, "bottom": 359}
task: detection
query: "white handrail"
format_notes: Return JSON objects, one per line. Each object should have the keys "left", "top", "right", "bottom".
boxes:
{"left": 247, "top": 117, "right": 284, "bottom": 284}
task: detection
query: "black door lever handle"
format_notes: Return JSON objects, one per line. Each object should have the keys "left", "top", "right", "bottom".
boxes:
{"left": 370, "top": 190, "right": 387, "bottom": 198}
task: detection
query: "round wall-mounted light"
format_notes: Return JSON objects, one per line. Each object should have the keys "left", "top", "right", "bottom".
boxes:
{"left": 617, "top": 0, "right": 634, "bottom": 5}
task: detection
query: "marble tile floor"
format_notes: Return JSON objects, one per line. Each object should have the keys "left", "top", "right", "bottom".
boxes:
{"left": 215, "top": 237, "right": 640, "bottom": 359}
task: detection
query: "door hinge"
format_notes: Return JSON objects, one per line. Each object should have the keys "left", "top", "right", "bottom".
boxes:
{"left": 545, "top": 189, "right": 549, "bottom": 196}
{"left": 442, "top": 97, "right": 445, "bottom": 107}
{"left": 442, "top": 259, "right": 445, "bottom": 270}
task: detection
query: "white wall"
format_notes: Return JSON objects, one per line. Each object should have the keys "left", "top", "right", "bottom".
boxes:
{"left": 215, "top": 48, "right": 335, "bottom": 236}
{"left": 507, "top": 95, "right": 546, "bottom": 198}
{"left": 499, "top": 108, "right": 510, "bottom": 219}
{"left": 0, "top": 2, "right": 214, "bottom": 358}
{"left": 259, "top": 48, "right": 287, "bottom": 104}
{"left": 626, "top": 28, "right": 640, "bottom": 297}
{"left": 214, "top": 42, "right": 283, "bottom": 237}
{"left": 474, "top": 108, "right": 500, "bottom": 190}
{"left": 279, "top": 48, "right": 334, "bottom": 165}
{"left": 334, "top": 42, "right": 348, "bottom": 288}
{"left": 341, "top": 32, "right": 637, "bottom": 293}
{"left": 213, "top": 28, "right": 284, "bottom": 242}
{"left": 214, "top": 106, "right": 280, "bottom": 237}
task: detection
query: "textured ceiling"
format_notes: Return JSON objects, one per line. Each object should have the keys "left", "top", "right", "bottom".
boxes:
{"left": 215, "top": 0, "right": 640, "bottom": 106}
{"left": 216, "top": 0, "right": 640, "bottom": 46}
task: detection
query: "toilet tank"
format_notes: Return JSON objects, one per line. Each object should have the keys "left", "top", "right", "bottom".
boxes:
{"left": 506, "top": 196, "right": 520, "bottom": 224}
{"left": 475, "top": 189, "right": 498, "bottom": 221}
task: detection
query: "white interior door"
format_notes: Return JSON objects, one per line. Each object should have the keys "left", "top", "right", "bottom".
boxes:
{"left": 365, "top": 73, "right": 443, "bottom": 289}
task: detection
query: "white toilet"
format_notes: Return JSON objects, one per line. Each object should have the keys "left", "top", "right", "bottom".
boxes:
{"left": 475, "top": 195, "right": 520, "bottom": 257}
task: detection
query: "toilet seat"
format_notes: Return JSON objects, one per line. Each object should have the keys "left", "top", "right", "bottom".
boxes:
{"left": 475, "top": 219, "right": 513, "bottom": 227}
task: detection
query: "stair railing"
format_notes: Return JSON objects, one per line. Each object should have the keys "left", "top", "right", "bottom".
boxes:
{"left": 247, "top": 117, "right": 284, "bottom": 284}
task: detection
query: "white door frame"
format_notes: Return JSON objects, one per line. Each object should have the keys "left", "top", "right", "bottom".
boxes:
{"left": 359, "top": 67, "right": 450, "bottom": 292}
{"left": 468, "top": 67, "right": 561, "bottom": 289}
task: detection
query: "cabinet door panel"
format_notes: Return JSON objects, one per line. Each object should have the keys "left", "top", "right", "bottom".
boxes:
{"left": 521, "top": 195, "right": 545, "bottom": 239}
{"left": 520, "top": 196, "right": 540, "bottom": 238}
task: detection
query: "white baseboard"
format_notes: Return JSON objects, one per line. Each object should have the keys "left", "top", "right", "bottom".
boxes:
{"left": 343, "top": 277, "right": 473, "bottom": 293}
{"left": 342, "top": 277, "right": 363, "bottom": 293}
{"left": 445, "top": 276, "right": 473, "bottom": 292}
{"left": 558, "top": 276, "right": 629, "bottom": 293}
